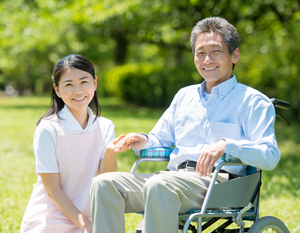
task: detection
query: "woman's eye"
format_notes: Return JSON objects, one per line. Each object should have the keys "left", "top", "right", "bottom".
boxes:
{"left": 65, "top": 83, "right": 72, "bottom": 87}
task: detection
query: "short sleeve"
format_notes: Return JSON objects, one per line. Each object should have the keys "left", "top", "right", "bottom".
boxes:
{"left": 33, "top": 120, "right": 59, "bottom": 174}
{"left": 98, "top": 117, "right": 115, "bottom": 159}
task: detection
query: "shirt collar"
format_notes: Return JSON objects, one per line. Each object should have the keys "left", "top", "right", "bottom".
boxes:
{"left": 59, "top": 105, "right": 97, "bottom": 132}
{"left": 198, "top": 75, "right": 238, "bottom": 100}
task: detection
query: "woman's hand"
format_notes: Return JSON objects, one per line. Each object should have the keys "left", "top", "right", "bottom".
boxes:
{"left": 106, "top": 134, "right": 135, "bottom": 153}
{"left": 81, "top": 219, "right": 93, "bottom": 233}
{"left": 40, "top": 173, "right": 94, "bottom": 232}
{"left": 115, "top": 133, "right": 148, "bottom": 152}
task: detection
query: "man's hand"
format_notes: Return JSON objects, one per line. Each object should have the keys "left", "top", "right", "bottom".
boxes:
{"left": 115, "top": 133, "right": 148, "bottom": 152}
{"left": 196, "top": 140, "right": 226, "bottom": 177}
{"left": 106, "top": 135, "right": 134, "bottom": 153}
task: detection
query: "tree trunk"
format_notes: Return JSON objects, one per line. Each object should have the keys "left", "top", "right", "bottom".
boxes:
{"left": 115, "top": 31, "right": 128, "bottom": 65}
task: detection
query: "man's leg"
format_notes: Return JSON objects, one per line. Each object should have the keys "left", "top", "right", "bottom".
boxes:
{"left": 143, "top": 170, "right": 214, "bottom": 233}
{"left": 90, "top": 172, "right": 152, "bottom": 233}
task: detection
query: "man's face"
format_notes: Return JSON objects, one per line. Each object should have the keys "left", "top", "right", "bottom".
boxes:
{"left": 194, "top": 32, "right": 239, "bottom": 91}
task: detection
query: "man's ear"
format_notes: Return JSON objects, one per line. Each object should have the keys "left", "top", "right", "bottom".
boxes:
{"left": 232, "top": 48, "right": 240, "bottom": 64}
{"left": 53, "top": 83, "right": 61, "bottom": 98}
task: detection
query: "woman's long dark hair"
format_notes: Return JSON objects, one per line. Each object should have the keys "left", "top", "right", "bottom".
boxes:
{"left": 37, "top": 54, "right": 101, "bottom": 125}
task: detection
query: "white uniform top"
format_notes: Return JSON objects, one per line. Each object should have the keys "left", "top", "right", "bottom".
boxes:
{"left": 21, "top": 105, "right": 115, "bottom": 232}
{"left": 33, "top": 105, "right": 115, "bottom": 176}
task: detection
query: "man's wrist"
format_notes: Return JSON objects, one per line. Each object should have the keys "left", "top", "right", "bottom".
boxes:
{"left": 139, "top": 133, "right": 148, "bottom": 142}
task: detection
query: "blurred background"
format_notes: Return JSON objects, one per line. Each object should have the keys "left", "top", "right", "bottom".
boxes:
{"left": 1, "top": 1, "right": 300, "bottom": 232}
{"left": 0, "top": 0, "right": 299, "bottom": 120}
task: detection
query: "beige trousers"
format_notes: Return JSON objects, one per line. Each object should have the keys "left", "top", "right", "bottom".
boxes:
{"left": 90, "top": 170, "right": 226, "bottom": 233}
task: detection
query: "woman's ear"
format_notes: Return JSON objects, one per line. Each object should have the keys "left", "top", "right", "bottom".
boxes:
{"left": 94, "top": 76, "right": 98, "bottom": 91}
{"left": 53, "top": 83, "right": 61, "bottom": 98}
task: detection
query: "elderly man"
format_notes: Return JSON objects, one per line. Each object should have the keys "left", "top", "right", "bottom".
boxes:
{"left": 90, "top": 17, "right": 280, "bottom": 233}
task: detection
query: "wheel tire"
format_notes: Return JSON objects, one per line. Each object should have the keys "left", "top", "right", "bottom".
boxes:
{"left": 248, "top": 216, "right": 290, "bottom": 233}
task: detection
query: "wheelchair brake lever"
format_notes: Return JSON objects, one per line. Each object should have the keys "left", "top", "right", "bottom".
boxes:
{"left": 276, "top": 111, "right": 290, "bottom": 126}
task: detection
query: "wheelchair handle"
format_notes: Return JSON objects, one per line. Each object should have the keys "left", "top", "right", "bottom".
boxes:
{"left": 270, "top": 98, "right": 290, "bottom": 126}
{"left": 270, "top": 98, "right": 290, "bottom": 110}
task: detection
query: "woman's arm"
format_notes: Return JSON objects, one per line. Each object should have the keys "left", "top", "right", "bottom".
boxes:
{"left": 40, "top": 173, "right": 92, "bottom": 233}
{"left": 99, "top": 135, "right": 133, "bottom": 174}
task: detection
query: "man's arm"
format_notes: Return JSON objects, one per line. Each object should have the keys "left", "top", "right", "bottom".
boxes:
{"left": 115, "top": 92, "right": 181, "bottom": 152}
{"left": 196, "top": 95, "right": 280, "bottom": 176}
{"left": 223, "top": 95, "right": 280, "bottom": 170}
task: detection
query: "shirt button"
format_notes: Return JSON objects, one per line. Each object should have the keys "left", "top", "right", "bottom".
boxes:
{"left": 202, "top": 121, "right": 205, "bottom": 124}
{"left": 231, "top": 150, "right": 234, "bottom": 153}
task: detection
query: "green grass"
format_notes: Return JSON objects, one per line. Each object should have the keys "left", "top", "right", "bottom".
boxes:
{"left": 0, "top": 96, "right": 299, "bottom": 232}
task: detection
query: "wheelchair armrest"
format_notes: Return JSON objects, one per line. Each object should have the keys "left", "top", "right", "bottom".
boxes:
{"left": 222, "top": 153, "right": 242, "bottom": 163}
{"left": 130, "top": 148, "right": 171, "bottom": 173}
{"left": 221, "top": 153, "right": 258, "bottom": 175}
{"left": 138, "top": 147, "right": 173, "bottom": 158}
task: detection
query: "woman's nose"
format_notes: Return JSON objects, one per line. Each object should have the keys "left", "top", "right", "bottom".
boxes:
{"left": 74, "top": 85, "right": 83, "bottom": 94}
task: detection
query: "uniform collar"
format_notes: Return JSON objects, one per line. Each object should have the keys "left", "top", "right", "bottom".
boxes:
{"left": 198, "top": 75, "right": 238, "bottom": 100}
{"left": 59, "top": 105, "right": 97, "bottom": 132}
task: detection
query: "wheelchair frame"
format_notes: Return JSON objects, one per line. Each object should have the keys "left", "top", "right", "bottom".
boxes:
{"left": 131, "top": 153, "right": 289, "bottom": 233}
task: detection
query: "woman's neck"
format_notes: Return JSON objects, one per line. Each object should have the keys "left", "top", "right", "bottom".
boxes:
{"left": 77, "top": 113, "right": 89, "bottom": 129}
{"left": 67, "top": 107, "right": 89, "bottom": 129}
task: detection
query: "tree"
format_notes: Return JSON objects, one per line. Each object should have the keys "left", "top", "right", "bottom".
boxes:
{"left": 0, "top": 0, "right": 299, "bottom": 119}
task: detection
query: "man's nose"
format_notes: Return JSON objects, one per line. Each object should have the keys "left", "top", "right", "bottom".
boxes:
{"left": 204, "top": 53, "right": 213, "bottom": 64}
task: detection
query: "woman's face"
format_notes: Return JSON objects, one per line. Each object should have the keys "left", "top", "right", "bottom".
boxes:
{"left": 54, "top": 67, "right": 97, "bottom": 117}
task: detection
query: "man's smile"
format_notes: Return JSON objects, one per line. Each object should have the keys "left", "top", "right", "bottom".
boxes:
{"left": 203, "top": 67, "right": 218, "bottom": 71}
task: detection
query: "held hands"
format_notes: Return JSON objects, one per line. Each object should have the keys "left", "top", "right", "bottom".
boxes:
{"left": 196, "top": 140, "right": 226, "bottom": 177}
{"left": 115, "top": 133, "right": 148, "bottom": 152}
{"left": 106, "top": 135, "right": 134, "bottom": 153}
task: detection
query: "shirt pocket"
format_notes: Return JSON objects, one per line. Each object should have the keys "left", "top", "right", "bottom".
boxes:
{"left": 208, "top": 122, "right": 241, "bottom": 144}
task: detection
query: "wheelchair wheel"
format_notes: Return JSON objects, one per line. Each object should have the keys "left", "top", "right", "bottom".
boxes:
{"left": 248, "top": 216, "right": 289, "bottom": 233}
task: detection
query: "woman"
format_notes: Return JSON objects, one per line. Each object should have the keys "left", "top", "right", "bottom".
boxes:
{"left": 21, "top": 54, "right": 130, "bottom": 233}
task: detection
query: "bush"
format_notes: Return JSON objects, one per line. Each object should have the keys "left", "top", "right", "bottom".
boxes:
{"left": 103, "top": 62, "right": 199, "bottom": 107}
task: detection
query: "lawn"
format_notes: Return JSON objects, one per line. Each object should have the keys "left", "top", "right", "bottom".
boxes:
{"left": 0, "top": 96, "right": 299, "bottom": 232}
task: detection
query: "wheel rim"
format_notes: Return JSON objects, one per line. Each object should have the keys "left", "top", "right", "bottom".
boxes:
{"left": 260, "top": 224, "right": 285, "bottom": 233}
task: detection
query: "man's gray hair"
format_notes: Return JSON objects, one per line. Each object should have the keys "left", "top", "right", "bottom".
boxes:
{"left": 190, "top": 17, "right": 239, "bottom": 55}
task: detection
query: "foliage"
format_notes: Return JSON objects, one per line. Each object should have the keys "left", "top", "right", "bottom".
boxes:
{"left": 103, "top": 60, "right": 200, "bottom": 107}
{"left": 0, "top": 0, "right": 299, "bottom": 119}
{"left": 104, "top": 63, "right": 164, "bottom": 106}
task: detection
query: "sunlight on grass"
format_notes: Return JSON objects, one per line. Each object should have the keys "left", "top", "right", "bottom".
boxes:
{"left": 0, "top": 96, "right": 298, "bottom": 232}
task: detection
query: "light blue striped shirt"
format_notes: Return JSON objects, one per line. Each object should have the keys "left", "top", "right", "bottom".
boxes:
{"left": 142, "top": 75, "right": 280, "bottom": 176}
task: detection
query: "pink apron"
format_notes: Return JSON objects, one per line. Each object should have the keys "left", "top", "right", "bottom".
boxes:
{"left": 21, "top": 119, "right": 105, "bottom": 233}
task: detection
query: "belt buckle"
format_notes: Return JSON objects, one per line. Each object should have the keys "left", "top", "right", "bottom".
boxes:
{"left": 185, "top": 161, "right": 195, "bottom": 170}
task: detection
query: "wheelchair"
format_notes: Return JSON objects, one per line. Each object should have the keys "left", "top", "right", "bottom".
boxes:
{"left": 130, "top": 98, "right": 290, "bottom": 233}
